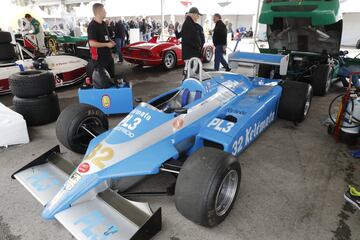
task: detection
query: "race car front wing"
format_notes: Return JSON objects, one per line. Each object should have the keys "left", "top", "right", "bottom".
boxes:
{"left": 12, "top": 146, "right": 161, "bottom": 240}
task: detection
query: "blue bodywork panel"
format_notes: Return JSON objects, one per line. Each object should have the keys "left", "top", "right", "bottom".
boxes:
{"left": 78, "top": 85, "right": 133, "bottom": 115}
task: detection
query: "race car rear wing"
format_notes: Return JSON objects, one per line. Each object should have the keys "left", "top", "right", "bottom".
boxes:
{"left": 12, "top": 146, "right": 161, "bottom": 240}
{"left": 228, "top": 51, "right": 290, "bottom": 76}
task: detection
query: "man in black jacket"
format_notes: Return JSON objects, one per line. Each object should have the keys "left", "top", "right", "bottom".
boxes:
{"left": 181, "top": 7, "right": 203, "bottom": 61}
{"left": 213, "top": 13, "right": 230, "bottom": 71}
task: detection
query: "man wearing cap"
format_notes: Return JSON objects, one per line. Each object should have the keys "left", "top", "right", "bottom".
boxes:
{"left": 181, "top": 7, "right": 203, "bottom": 70}
{"left": 213, "top": 13, "right": 231, "bottom": 72}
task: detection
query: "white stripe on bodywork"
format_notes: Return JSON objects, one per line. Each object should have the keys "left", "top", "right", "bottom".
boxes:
{"left": 80, "top": 86, "right": 236, "bottom": 175}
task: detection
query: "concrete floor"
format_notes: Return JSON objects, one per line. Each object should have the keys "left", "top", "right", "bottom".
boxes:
{"left": 1, "top": 58, "right": 360, "bottom": 240}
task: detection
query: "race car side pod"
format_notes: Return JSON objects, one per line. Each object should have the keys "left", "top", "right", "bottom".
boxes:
{"left": 12, "top": 146, "right": 161, "bottom": 240}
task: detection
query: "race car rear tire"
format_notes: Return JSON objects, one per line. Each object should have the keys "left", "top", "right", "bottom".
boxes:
{"left": 9, "top": 70, "right": 55, "bottom": 98}
{"left": 311, "top": 64, "right": 331, "bottom": 96}
{"left": 0, "top": 32, "right": 12, "bottom": 43}
{"left": 202, "top": 47, "right": 213, "bottom": 63}
{"left": 162, "top": 51, "right": 177, "bottom": 70}
{"left": 13, "top": 93, "right": 60, "bottom": 126}
{"left": 278, "top": 81, "right": 313, "bottom": 123}
{"left": 356, "top": 39, "right": 360, "bottom": 49}
{"left": 175, "top": 147, "right": 241, "bottom": 227}
{"left": 56, "top": 103, "right": 109, "bottom": 154}
{"left": 0, "top": 43, "right": 17, "bottom": 61}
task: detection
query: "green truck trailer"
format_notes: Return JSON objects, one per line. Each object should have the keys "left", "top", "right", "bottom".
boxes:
{"left": 258, "top": 0, "right": 343, "bottom": 96}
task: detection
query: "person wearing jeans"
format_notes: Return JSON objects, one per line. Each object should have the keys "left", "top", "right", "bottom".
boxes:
{"left": 115, "top": 19, "right": 128, "bottom": 62}
{"left": 212, "top": 13, "right": 230, "bottom": 71}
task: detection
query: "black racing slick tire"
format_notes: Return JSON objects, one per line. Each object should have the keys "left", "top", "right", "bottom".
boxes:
{"left": 0, "top": 31, "right": 12, "bottom": 43}
{"left": 56, "top": 103, "right": 109, "bottom": 154}
{"left": 9, "top": 70, "right": 55, "bottom": 98}
{"left": 175, "top": 147, "right": 241, "bottom": 227}
{"left": 278, "top": 81, "right": 313, "bottom": 123}
{"left": 0, "top": 43, "right": 17, "bottom": 61}
{"left": 356, "top": 39, "right": 360, "bottom": 49}
{"left": 311, "top": 64, "right": 332, "bottom": 96}
{"left": 13, "top": 93, "right": 60, "bottom": 126}
{"left": 162, "top": 51, "right": 177, "bottom": 70}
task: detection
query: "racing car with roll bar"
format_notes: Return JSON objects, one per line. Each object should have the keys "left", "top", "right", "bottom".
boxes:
{"left": 257, "top": 0, "right": 343, "bottom": 96}
{"left": 0, "top": 31, "right": 87, "bottom": 95}
{"left": 12, "top": 54, "right": 312, "bottom": 240}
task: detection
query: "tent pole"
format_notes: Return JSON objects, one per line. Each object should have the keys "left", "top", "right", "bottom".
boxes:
{"left": 161, "top": 0, "right": 165, "bottom": 40}
{"left": 252, "top": 0, "right": 261, "bottom": 52}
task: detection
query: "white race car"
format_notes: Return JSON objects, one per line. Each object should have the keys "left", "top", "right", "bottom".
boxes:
{"left": 0, "top": 31, "right": 87, "bottom": 95}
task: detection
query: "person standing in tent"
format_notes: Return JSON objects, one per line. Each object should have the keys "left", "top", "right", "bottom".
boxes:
{"left": 87, "top": 3, "right": 115, "bottom": 77}
{"left": 179, "top": 7, "right": 203, "bottom": 74}
{"left": 212, "top": 13, "right": 231, "bottom": 72}
{"left": 24, "top": 14, "right": 46, "bottom": 54}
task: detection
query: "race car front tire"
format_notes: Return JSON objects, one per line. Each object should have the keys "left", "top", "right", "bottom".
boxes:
{"left": 0, "top": 31, "right": 12, "bottom": 43}
{"left": 13, "top": 93, "right": 60, "bottom": 126}
{"left": 278, "top": 81, "right": 313, "bottom": 123}
{"left": 175, "top": 147, "right": 241, "bottom": 227}
{"left": 56, "top": 103, "right": 109, "bottom": 154}
{"left": 9, "top": 70, "right": 55, "bottom": 98}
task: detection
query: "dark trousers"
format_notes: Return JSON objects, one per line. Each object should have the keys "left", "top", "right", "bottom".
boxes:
{"left": 87, "top": 58, "right": 115, "bottom": 79}
{"left": 115, "top": 38, "right": 125, "bottom": 61}
{"left": 214, "top": 45, "right": 229, "bottom": 71}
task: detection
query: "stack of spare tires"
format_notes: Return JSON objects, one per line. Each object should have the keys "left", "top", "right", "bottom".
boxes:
{"left": 0, "top": 31, "right": 17, "bottom": 62}
{"left": 9, "top": 70, "right": 60, "bottom": 126}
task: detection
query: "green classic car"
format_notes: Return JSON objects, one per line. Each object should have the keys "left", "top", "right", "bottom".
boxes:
{"left": 45, "top": 30, "right": 88, "bottom": 55}
{"left": 258, "top": 0, "right": 343, "bottom": 96}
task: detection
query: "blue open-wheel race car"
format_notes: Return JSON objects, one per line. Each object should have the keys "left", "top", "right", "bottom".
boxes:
{"left": 12, "top": 56, "right": 312, "bottom": 240}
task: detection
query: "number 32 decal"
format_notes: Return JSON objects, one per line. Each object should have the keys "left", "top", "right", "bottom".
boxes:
{"left": 84, "top": 143, "right": 114, "bottom": 169}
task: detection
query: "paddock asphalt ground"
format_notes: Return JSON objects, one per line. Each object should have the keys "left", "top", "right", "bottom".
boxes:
{"left": 1, "top": 42, "right": 360, "bottom": 240}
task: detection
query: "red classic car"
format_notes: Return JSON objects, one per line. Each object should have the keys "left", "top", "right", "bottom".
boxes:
{"left": 122, "top": 36, "right": 214, "bottom": 70}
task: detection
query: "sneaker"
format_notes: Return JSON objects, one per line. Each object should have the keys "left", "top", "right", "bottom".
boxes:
{"left": 225, "top": 68, "right": 231, "bottom": 72}
{"left": 344, "top": 185, "right": 360, "bottom": 210}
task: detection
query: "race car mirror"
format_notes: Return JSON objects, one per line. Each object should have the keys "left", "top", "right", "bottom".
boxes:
{"left": 135, "top": 97, "right": 143, "bottom": 103}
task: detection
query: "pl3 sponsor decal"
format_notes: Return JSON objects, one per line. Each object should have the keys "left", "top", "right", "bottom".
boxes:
{"left": 27, "top": 170, "right": 61, "bottom": 192}
{"left": 232, "top": 111, "right": 275, "bottom": 155}
{"left": 101, "top": 95, "right": 111, "bottom": 108}
{"left": 207, "top": 118, "right": 235, "bottom": 133}
{"left": 74, "top": 210, "right": 119, "bottom": 239}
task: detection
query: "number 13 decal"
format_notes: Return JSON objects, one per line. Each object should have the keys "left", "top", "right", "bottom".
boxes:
{"left": 84, "top": 143, "right": 114, "bottom": 169}
{"left": 121, "top": 114, "right": 142, "bottom": 130}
